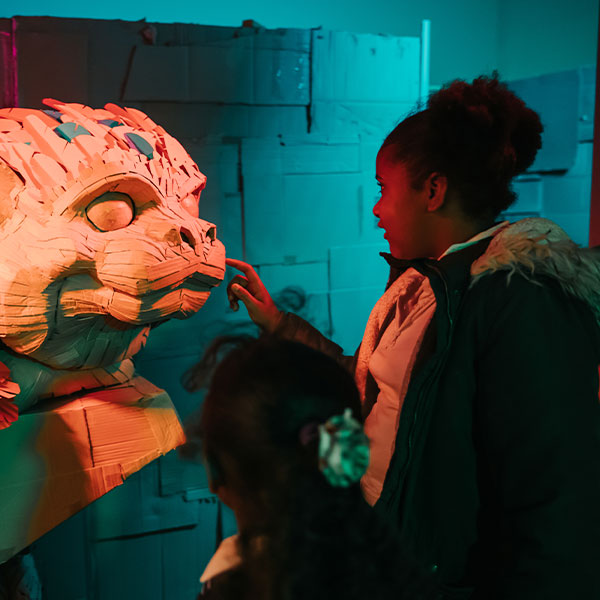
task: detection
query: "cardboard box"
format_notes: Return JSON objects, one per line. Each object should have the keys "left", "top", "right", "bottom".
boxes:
{"left": 189, "top": 37, "right": 309, "bottom": 105}
{"left": 578, "top": 66, "right": 595, "bottom": 143}
{"left": 509, "top": 70, "right": 579, "bottom": 172}
{"left": 31, "top": 510, "right": 89, "bottom": 600}
{"left": 327, "top": 243, "right": 388, "bottom": 353}
{"left": 90, "top": 460, "right": 202, "bottom": 540}
{"left": 93, "top": 504, "right": 218, "bottom": 600}
{"left": 0, "top": 21, "right": 15, "bottom": 108}
{"left": 0, "top": 377, "right": 185, "bottom": 563}
{"left": 11, "top": 17, "right": 146, "bottom": 105}
{"left": 311, "top": 31, "right": 420, "bottom": 103}
{"left": 301, "top": 291, "right": 332, "bottom": 337}
{"left": 162, "top": 523, "right": 218, "bottom": 600}
{"left": 543, "top": 174, "right": 592, "bottom": 214}
{"left": 329, "top": 244, "right": 388, "bottom": 292}
{"left": 133, "top": 351, "right": 206, "bottom": 415}
{"left": 566, "top": 141, "right": 593, "bottom": 177}
{"left": 330, "top": 287, "right": 382, "bottom": 354}
{"left": 36, "top": 505, "right": 220, "bottom": 600}
{"left": 134, "top": 102, "right": 308, "bottom": 139}
{"left": 259, "top": 261, "right": 329, "bottom": 294}
{"left": 511, "top": 175, "right": 543, "bottom": 214}
{"left": 310, "top": 30, "right": 420, "bottom": 138}
{"left": 278, "top": 135, "right": 361, "bottom": 173}
{"left": 159, "top": 451, "right": 208, "bottom": 497}
{"left": 310, "top": 100, "right": 413, "bottom": 139}
{"left": 242, "top": 136, "right": 364, "bottom": 264}
{"left": 16, "top": 31, "right": 89, "bottom": 107}
{"left": 244, "top": 170, "right": 363, "bottom": 264}
{"left": 122, "top": 46, "right": 190, "bottom": 102}
{"left": 95, "top": 533, "right": 163, "bottom": 600}
{"left": 258, "top": 262, "right": 332, "bottom": 334}
{"left": 12, "top": 17, "right": 310, "bottom": 109}
{"left": 123, "top": 36, "right": 309, "bottom": 105}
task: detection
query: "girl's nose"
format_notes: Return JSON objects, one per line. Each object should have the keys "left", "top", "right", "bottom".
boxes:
{"left": 373, "top": 200, "right": 381, "bottom": 218}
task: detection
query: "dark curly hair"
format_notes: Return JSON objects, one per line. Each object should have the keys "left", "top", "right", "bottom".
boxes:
{"left": 382, "top": 73, "right": 543, "bottom": 222}
{"left": 183, "top": 335, "right": 439, "bottom": 600}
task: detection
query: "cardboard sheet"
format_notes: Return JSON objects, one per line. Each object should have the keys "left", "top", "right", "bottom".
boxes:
{"left": 510, "top": 70, "right": 579, "bottom": 172}
{"left": 16, "top": 32, "right": 88, "bottom": 108}
{"left": 124, "top": 38, "right": 309, "bottom": 105}
{"left": 578, "top": 65, "right": 596, "bottom": 143}
{"left": 311, "top": 30, "right": 420, "bottom": 103}
{"left": 0, "top": 377, "right": 185, "bottom": 563}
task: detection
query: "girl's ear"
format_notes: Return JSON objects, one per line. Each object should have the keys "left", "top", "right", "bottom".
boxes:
{"left": 426, "top": 173, "right": 448, "bottom": 212}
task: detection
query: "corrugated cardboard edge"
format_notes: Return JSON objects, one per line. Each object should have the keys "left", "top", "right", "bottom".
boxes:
{"left": 0, "top": 376, "right": 185, "bottom": 563}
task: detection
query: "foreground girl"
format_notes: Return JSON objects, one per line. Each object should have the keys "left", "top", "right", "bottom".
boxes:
{"left": 185, "top": 336, "right": 439, "bottom": 600}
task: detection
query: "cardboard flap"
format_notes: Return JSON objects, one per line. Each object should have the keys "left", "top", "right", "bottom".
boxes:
{"left": 0, "top": 379, "right": 184, "bottom": 563}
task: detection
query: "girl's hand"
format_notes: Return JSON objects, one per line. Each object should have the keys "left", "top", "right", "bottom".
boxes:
{"left": 225, "top": 258, "right": 282, "bottom": 332}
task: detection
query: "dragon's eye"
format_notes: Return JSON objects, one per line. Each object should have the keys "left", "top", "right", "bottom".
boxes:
{"left": 86, "top": 192, "right": 135, "bottom": 231}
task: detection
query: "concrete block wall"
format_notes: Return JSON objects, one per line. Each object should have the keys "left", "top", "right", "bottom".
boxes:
{"left": 2, "top": 16, "right": 423, "bottom": 600}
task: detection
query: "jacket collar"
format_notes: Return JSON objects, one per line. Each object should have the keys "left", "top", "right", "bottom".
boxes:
{"left": 381, "top": 236, "right": 494, "bottom": 294}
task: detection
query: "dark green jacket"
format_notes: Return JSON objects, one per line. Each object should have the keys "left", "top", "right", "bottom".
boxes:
{"left": 275, "top": 219, "right": 600, "bottom": 599}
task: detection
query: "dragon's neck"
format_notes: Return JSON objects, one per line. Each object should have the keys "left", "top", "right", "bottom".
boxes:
{"left": 0, "top": 347, "right": 135, "bottom": 412}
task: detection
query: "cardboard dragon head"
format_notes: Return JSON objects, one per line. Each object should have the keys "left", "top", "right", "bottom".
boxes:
{"left": 0, "top": 99, "right": 225, "bottom": 427}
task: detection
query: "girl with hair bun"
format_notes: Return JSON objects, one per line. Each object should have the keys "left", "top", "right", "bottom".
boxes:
{"left": 226, "top": 74, "right": 600, "bottom": 598}
{"left": 184, "top": 335, "right": 439, "bottom": 600}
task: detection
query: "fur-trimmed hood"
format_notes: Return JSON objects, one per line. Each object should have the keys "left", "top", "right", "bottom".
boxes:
{"left": 471, "top": 218, "right": 600, "bottom": 326}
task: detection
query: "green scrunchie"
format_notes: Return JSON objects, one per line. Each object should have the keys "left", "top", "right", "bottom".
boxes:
{"left": 317, "top": 408, "right": 370, "bottom": 488}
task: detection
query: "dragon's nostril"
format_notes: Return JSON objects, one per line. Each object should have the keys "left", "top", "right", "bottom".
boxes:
{"left": 180, "top": 227, "right": 195, "bottom": 249}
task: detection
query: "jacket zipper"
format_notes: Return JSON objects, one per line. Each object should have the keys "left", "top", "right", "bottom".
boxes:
{"left": 393, "top": 262, "right": 455, "bottom": 504}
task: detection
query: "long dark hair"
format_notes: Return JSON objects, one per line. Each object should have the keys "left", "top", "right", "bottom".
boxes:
{"left": 183, "top": 335, "right": 438, "bottom": 600}
{"left": 383, "top": 73, "right": 543, "bottom": 223}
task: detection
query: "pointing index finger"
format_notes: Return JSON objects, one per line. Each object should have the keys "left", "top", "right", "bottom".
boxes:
{"left": 226, "top": 258, "right": 258, "bottom": 280}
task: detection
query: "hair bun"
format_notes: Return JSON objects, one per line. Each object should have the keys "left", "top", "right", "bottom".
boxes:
{"left": 428, "top": 74, "right": 543, "bottom": 179}
{"left": 382, "top": 73, "right": 544, "bottom": 219}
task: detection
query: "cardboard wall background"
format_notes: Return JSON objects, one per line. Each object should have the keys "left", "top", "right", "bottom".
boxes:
{"left": 509, "top": 67, "right": 596, "bottom": 247}
{"left": 1, "top": 0, "right": 497, "bottom": 87}
{"left": 0, "top": 15, "right": 595, "bottom": 600}
{"left": 2, "top": 0, "right": 599, "bottom": 86}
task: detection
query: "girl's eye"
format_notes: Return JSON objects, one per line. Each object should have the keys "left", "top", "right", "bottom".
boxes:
{"left": 86, "top": 192, "right": 135, "bottom": 232}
